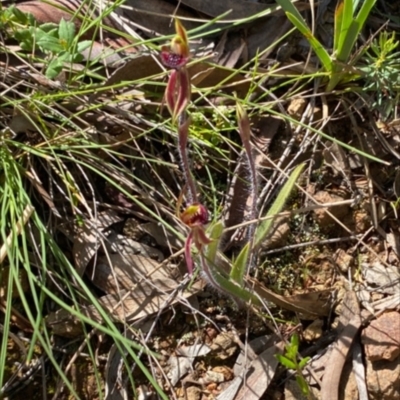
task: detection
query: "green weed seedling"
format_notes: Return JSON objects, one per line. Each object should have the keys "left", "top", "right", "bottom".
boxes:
{"left": 361, "top": 31, "right": 400, "bottom": 120}
{"left": 4, "top": 6, "right": 91, "bottom": 78}
{"left": 275, "top": 0, "right": 377, "bottom": 91}
{"left": 276, "top": 334, "right": 311, "bottom": 397}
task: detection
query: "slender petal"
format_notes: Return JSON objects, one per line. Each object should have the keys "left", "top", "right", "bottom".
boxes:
{"left": 174, "top": 68, "right": 191, "bottom": 119}
{"left": 194, "top": 227, "right": 213, "bottom": 246}
{"left": 165, "top": 70, "right": 177, "bottom": 117}
{"left": 184, "top": 231, "right": 194, "bottom": 274}
{"left": 174, "top": 19, "right": 188, "bottom": 52}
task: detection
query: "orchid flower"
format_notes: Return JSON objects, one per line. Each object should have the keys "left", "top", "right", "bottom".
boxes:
{"left": 161, "top": 19, "right": 191, "bottom": 121}
{"left": 180, "top": 203, "right": 212, "bottom": 275}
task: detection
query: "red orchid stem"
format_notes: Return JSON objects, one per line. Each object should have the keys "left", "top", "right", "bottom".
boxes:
{"left": 178, "top": 116, "right": 197, "bottom": 204}
{"left": 184, "top": 231, "right": 194, "bottom": 274}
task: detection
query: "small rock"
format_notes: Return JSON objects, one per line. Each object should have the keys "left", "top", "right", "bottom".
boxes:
{"left": 313, "top": 191, "right": 350, "bottom": 227}
{"left": 261, "top": 218, "right": 290, "bottom": 250}
{"left": 353, "top": 210, "right": 371, "bottom": 233}
{"left": 366, "top": 356, "right": 400, "bottom": 400}
{"left": 334, "top": 249, "right": 354, "bottom": 274}
{"left": 284, "top": 379, "right": 320, "bottom": 400}
{"left": 287, "top": 98, "right": 307, "bottom": 120}
{"left": 211, "top": 332, "right": 237, "bottom": 360}
{"left": 212, "top": 366, "right": 234, "bottom": 381}
{"left": 363, "top": 263, "right": 400, "bottom": 295}
{"left": 206, "top": 382, "right": 218, "bottom": 392}
{"left": 362, "top": 311, "right": 400, "bottom": 361}
{"left": 204, "top": 370, "right": 225, "bottom": 384}
{"left": 303, "top": 319, "right": 323, "bottom": 341}
{"left": 205, "top": 327, "right": 218, "bottom": 343}
{"left": 185, "top": 385, "right": 202, "bottom": 400}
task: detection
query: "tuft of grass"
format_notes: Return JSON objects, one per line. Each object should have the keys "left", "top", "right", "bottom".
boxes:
{"left": 275, "top": 0, "right": 377, "bottom": 90}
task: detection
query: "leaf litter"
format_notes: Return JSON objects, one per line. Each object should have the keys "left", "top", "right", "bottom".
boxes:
{"left": 1, "top": 1, "right": 400, "bottom": 399}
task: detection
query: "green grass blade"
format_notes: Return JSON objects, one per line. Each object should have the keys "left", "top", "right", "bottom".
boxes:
{"left": 337, "top": 0, "right": 376, "bottom": 62}
{"left": 286, "top": 13, "right": 332, "bottom": 72}
{"left": 205, "top": 221, "right": 224, "bottom": 265}
{"left": 274, "top": 0, "right": 307, "bottom": 24}
{"left": 255, "top": 164, "right": 305, "bottom": 248}
{"left": 336, "top": 0, "right": 354, "bottom": 58}
{"left": 211, "top": 268, "right": 260, "bottom": 305}
{"left": 337, "top": 20, "right": 360, "bottom": 62}
{"left": 230, "top": 242, "right": 250, "bottom": 285}
{"left": 355, "top": 0, "right": 377, "bottom": 27}
{"left": 333, "top": 0, "right": 344, "bottom": 53}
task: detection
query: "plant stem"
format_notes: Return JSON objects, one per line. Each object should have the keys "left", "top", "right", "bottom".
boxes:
{"left": 178, "top": 115, "right": 197, "bottom": 204}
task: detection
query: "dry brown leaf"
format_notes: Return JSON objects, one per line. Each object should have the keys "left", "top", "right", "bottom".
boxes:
{"left": 372, "top": 292, "right": 400, "bottom": 312}
{"left": 46, "top": 280, "right": 204, "bottom": 337}
{"left": 104, "top": 55, "right": 163, "bottom": 87}
{"left": 284, "top": 378, "right": 320, "bottom": 400}
{"left": 168, "top": 356, "right": 193, "bottom": 387}
{"left": 80, "top": 41, "right": 126, "bottom": 66}
{"left": 104, "top": 232, "right": 164, "bottom": 261}
{"left": 246, "top": 15, "right": 292, "bottom": 60}
{"left": 104, "top": 59, "right": 251, "bottom": 101}
{"left": 72, "top": 210, "right": 123, "bottom": 276}
{"left": 320, "top": 291, "right": 361, "bottom": 400}
{"left": 179, "top": 0, "right": 271, "bottom": 20}
{"left": 214, "top": 32, "right": 246, "bottom": 68}
{"left": 190, "top": 63, "right": 251, "bottom": 97}
{"left": 363, "top": 262, "right": 400, "bottom": 295}
{"left": 16, "top": 1, "right": 79, "bottom": 26}
{"left": 139, "top": 222, "right": 183, "bottom": 249}
{"left": 122, "top": 0, "right": 200, "bottom": 35}
{"left": 104, "top": 340, "right": 129, "bottom": 400}
{"left": 24, "top": 170, "right": 61, "bottom": 217}
{"left": 247, "top": 277, "right": 332, "bottom": 317}
{"left": 234, "top": 341, "right": 284, "bottom": 400}
{"left": 9, "top": 114, "right": 38, "bottom": 134}
{"left": 89, "top": 253, "right": 178, "bottom": 294}
{"left": 386, "top": 232, "right": 400, "bottom": 258}
{"left": 233, "top": 334, "right": 278, "bottom": 376}
{"left": 323, "top": 142, "right": 351, "bottom": 178}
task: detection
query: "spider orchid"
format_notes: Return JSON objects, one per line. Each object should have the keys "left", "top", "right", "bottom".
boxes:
{"left": 162, "top": 20, "right": 211, "bottom": 275}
